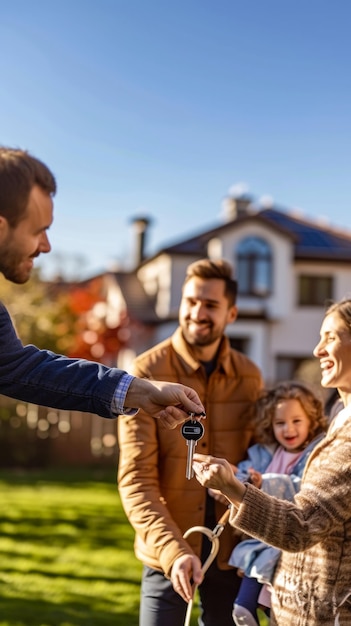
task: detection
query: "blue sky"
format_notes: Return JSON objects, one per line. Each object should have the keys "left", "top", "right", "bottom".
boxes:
{"left": 2, "top": 1, "right": 351, "bottom": 278}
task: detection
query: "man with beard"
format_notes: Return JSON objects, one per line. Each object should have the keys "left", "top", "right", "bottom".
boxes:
{"left": 0, "top": 146, "right": 205, "bottom": 428}
{"left": 118, "top": 259, "right": 264, "bottom": 626}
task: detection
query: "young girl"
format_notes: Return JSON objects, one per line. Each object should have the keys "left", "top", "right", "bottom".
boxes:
{"left": 229, "top": 381, "right": 328, "bottom": 626}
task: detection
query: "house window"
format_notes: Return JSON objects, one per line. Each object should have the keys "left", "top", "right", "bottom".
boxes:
{"left": 298, "top": 275, "right": 333, "bottom": 306}
{"left": 236, "top": 237, "right": 272, "bottom": 296}
{"left": 229, "top": 336, "right": 249, "bottom": 355}
{"left": 276, "top": 356, "right": 309, "bottom": 381}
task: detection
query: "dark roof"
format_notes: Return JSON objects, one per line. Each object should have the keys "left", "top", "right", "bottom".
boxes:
{"left": 261, "top": 208, "right": 351, "bottom": 259}
{"left": 153, "top": 206, "right": 351, "bottom": 262}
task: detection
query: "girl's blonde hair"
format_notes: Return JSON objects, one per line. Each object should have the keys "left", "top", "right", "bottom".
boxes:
{"left": 254, "top": 381, "right": 328, "bottom": 445}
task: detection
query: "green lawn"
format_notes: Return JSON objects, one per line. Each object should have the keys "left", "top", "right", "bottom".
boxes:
{"left": 0, "top": 468, "right": 268, "bottom": 626}
{"left": 0, "top": 468, "right": 201, "bottom": 626}
{"left": 0, "top": 468, "right": 142, "bottom": 625}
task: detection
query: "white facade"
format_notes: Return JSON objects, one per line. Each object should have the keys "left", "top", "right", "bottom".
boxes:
{"left": 131, "top": 211, "right": 351, "bottom": 386}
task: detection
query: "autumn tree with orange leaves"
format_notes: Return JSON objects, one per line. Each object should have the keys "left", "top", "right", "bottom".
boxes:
{"left": 0, "top": 271, "right": 128, "bottom": 366}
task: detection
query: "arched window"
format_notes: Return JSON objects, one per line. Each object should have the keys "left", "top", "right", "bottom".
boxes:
{"left": 236, "top": 237, "right": 272, "bottom": 296}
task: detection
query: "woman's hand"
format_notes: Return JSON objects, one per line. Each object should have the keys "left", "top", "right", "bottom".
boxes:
{"left": 193, "top": 453, "right": 247, "bottom": 506}
{"left": 208, "top": 462, "right": 238, "bottom": 504}
{"left": 208, "top": 487, "right": 230, "bottom": 505}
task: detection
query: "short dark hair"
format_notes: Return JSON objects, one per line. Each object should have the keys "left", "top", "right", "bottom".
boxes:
{"left": 0, "top": 147, "right": 56, "bottom": 227}
{"left": 183, "top": 258, "right": 238, "bottom": 306}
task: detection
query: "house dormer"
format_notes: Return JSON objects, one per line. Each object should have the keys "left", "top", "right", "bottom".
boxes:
{"left": 111, "top": 192, "right": 351, "bottom": 383}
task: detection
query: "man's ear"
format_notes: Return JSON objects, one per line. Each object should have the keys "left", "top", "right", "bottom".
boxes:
{"left": 0, "top": 216, "right": 9, "bottom": 242}
{"left": 0, "top": 215, "right": 6, "bottom": 229}
{"left": 228, "top": 305, "right": 238, "bottom": 324}
{"left": 0, "top": 215, "right": 8, "bottom": 236}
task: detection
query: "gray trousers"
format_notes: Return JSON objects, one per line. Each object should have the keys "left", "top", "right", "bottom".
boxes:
{"left": 139, "top": 560, "right": 241, "bottom": 626}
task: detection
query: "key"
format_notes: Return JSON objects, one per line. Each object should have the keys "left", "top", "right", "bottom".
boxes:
{"left": 187, "top": 411, "right": 206, "bottom": 418}
{"left": 181, "top": 417, "right": 204, "bottom": 479}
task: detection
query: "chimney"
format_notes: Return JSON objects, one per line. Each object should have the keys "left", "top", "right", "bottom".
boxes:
{"left": 130, "top": 216, "right": 152, "bottom": 267}
{"left": 221, "top": 195, "right": 252, "bottom": 222}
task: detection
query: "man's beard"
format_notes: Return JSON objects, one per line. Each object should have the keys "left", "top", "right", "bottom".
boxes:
{"left": 181, "top": 323, "right": 220, "bottom": 347}
{"left": 0, "top": 249, "right": 31, "bottom": 284}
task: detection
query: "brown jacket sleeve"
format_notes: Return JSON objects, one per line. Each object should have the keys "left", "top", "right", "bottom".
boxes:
{"left": 118, "top": 364, "right": 195, "bottom": 577}
{"left": 118, "top": 331, "right": 264, "bottom": 576}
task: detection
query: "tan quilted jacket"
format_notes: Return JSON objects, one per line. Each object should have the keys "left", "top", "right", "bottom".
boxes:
{"left": 117, "top": 327, "right": 263, "bottom": 577}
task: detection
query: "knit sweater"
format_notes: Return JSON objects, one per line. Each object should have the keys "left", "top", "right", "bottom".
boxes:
{"left": 229, "top": 435, "right": 325, "bottom": 584}
{"left": 229, "top": 405, "right": 351, "bottom": 625}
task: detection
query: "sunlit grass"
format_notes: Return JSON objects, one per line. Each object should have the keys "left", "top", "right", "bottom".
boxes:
{"left": 0, "top": 469, "right": 145, "bottom": 626}
{"left": 0, "top": 469, "right": 269, "bottom": 626}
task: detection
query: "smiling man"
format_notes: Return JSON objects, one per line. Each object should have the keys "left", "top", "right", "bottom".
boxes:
{"left": 118, "top": 258, "right": 264, "bottom": 626}
{"left": 0, "top": 182, "right": 53, "bottom": 284}
{"left": 0, "top": 146, "right": 205, "bottom": 427}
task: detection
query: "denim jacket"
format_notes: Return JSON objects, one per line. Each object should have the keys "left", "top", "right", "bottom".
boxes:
{"left": 0, "top": 302, "right": 126, "bottom": 418}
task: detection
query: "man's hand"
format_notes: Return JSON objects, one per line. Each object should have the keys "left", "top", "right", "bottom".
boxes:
{"left": 170, "top": 554, "right": 203, "bottom": 603}
{"left": 125, "top": 379, "right": 205, "bottom": 429}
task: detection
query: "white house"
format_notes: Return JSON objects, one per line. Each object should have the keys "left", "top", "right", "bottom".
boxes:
{"left": 111, "top": 195, "right": 351, "bottom": 389}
